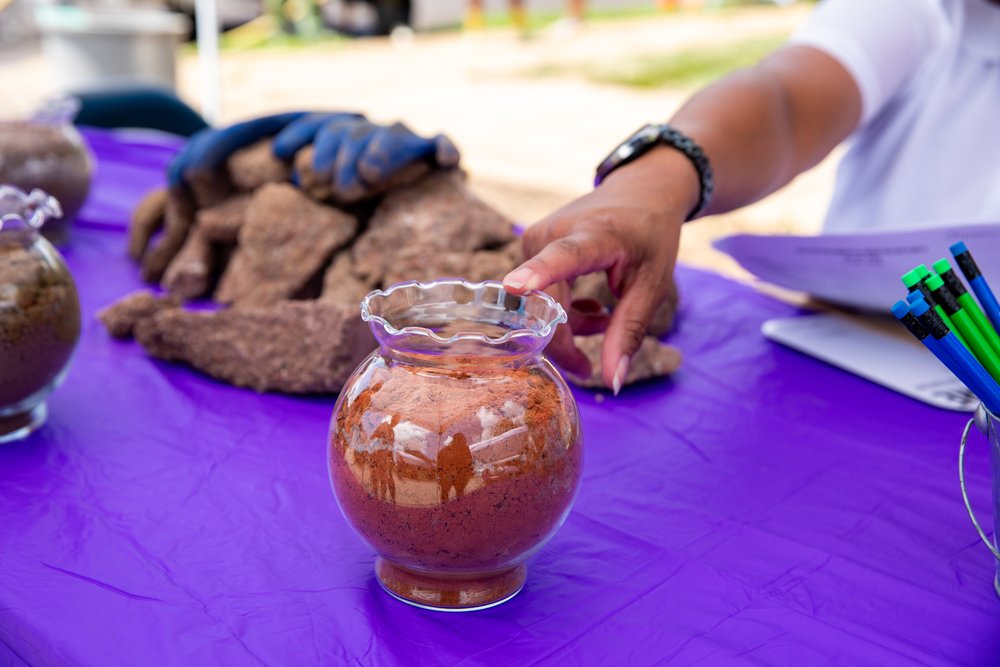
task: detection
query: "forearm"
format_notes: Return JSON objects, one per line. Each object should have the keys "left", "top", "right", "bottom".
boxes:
{"left": 617, "top": 45, "right": 861, "bottom": 219}
{"left": 672, "top": 67, "right": 803, "bottom": 215}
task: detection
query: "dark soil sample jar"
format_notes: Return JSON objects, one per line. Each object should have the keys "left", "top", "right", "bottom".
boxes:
{"left": 0, "top": 119, "right": 93, "bottom": 245}
{"left": 330, "top": 280, "right": 583, "bottom": 611}
{"left": 0, "top": 187, "right": 81, "bottom": 442}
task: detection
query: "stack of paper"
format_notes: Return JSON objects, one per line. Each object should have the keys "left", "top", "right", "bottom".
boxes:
{"left": 714, "top": 222, "right": 1000, "bottom": 312}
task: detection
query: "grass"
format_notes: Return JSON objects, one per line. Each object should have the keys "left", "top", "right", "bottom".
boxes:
{"left": 205, "top": 1, "right": 796, "bottom": 50}
{"left": 479, "top": 1, "right": 790, "bottom": 32}
{"left": 534, "top": 32, "right": 788, "bottom": 89}
{"left": 482, "top": 5, "right": 662, "bottom": 32}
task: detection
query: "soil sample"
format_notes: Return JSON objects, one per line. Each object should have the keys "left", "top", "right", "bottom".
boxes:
{"left": 97, "top": 290, "right": 181, "bottom": 339}
{"left": 196, "top": 193, "right": 252, "bottom": 244}
{"left": 331, "top": 355, "right": 582, "bottom": 608}
{"left": 0, "top": 121, "right": 93, "bottom": 244}
{"left": 570, "top": 334, "right": 682, "bottom": 389}
{"left": 381, "top": 243, "right": 520, "bottom": 287}
{"left": 134, "top": 300, "right": 375, "bottom": 393}
{"left": 215, "top": 183, "right": 358, "bottom": 306}
{"left": 0, "top": 230, "right": 81, "bottom": 411}
{"left": 351, "top": 170, "right": 516, "bottom": 284}
{"left": 227, "top": 140, "right": 291, "bottom": 191}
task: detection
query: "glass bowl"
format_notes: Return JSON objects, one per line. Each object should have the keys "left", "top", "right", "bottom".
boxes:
{"left": 0, "top": 186, "right": 81, "bottom": 442}
{"left": 329, "top": 279, "right": 583, "bottom": 611}
{"left": 0, "top": 100, "right": 93, "bottom": 245}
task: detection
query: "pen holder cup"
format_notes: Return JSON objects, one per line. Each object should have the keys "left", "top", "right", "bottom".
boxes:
{"left": 959, "top": 404, "right": 1000, "bottom": 598}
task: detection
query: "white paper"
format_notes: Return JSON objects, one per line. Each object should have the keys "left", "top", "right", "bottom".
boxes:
{"left": 714, "top": 222, "right": 1000, "bottom": 313}
{"left": 762, "top": 312, "right": 978, "bottom": 412}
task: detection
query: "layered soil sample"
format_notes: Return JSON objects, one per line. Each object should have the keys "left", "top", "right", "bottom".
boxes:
{"left": 331, "top": 361, "right": 582, "bottom": 573}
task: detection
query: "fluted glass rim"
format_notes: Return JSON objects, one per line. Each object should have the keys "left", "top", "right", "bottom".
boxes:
{"left": 0, "top": 185, "right": 62, "bottom": 232}
{"left": 361, "top": 278, "right": 567, "bottom": 345}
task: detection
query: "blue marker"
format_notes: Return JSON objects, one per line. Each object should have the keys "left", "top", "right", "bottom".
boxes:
{"left": 893, "top": 300, "right": 983, "bottom": 402}
{"left": 910, "top": 297, "right": 1000, "bottom": 414}
{"left": 951, "top": 241, "right": 1000, "bottom": 334}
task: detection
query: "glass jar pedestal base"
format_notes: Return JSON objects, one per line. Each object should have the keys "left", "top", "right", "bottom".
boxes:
{"left": 0, "top": 402, "right": 47, "bottom": 444}
{"left": 375, "top": 558, "right": 526, "bottom": 612}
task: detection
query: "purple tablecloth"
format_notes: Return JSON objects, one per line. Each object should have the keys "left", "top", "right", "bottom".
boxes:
{"left": 2, "top": 129, "right": 998, "bottom": 666}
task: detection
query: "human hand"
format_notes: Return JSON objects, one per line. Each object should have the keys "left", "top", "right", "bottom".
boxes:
{"left": 503, "top": 146, "right": 697, "bottom": 392}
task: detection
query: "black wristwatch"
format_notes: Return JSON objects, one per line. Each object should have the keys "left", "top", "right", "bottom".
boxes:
{"left": 594, "top": 123, "right": 714, "bottom": 221}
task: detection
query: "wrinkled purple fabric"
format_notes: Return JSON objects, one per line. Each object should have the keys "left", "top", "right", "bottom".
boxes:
{"left": 1, "top": 128, "right": 998, "bottom": 666}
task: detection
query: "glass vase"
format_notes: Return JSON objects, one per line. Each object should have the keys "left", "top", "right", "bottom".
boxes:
{"left": 0, "top": 186, "right": 81, "bottom": 442}
{"left": 329, "top": 279, "right": 583, "bottom": 611}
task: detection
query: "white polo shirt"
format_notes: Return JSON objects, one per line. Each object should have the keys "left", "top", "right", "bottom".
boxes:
{"left": 790, "top": 0, "right": 1000, "bottom": 233}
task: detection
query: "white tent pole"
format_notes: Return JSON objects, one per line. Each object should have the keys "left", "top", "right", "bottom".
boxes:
{"left": 194, "top": 0, "right": 221, "bottom": 123}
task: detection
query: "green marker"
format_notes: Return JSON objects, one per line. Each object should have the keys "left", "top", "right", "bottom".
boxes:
{"left": 934, "top": 257, "right": 1000, "bottom": 358}
{"left": 926, "top": 273, "right": 1000, "bottom": 382}
{"left": 902, "top": 267, "right": 967, "bottom": 348}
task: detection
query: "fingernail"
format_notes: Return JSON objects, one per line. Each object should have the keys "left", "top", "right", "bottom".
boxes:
{"left": 504, "top": 267, "right": 535, "bottom": 290}
{"left": 612, "top": 355, "right": 630, "bottom": 396}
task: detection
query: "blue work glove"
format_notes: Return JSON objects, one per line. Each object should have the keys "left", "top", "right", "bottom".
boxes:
{"left": 167, "top": 111, "right": 459, "bottom": 205}
{"left": 294, "top": 116, "right": 461, "bottom": 203}
{"left": 166, "top": 111, "right": 363, "bottom": 190}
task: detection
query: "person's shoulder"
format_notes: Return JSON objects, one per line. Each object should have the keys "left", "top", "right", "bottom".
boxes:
{"left": 804, "top": 0, "right": 951, "bottom": 49}
{"left": 809, "top": 0, "right": 947, "bottom": 25}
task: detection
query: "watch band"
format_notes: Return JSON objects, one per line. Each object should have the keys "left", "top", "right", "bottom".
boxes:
{"left": 594, "top": 123, "right": 714, "bottom": 221}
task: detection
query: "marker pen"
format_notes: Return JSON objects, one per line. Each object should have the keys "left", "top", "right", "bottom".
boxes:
{"left": 951, "top": 241, "right": 1000, "bottom": 334}
{"left": 925, "top": 273, "right": 1000, "bottom": 382}
{"left": 933, "top": 257, "right": 1000, "bottom": 358}
{"left": 911, "top": 297, "right": 1000, "bottom": 414}
{"left": 902, "top": 266, "right": 967, "bottom": 348}
{"left": 892, "top": 299, "right": 983, "bottom": 402}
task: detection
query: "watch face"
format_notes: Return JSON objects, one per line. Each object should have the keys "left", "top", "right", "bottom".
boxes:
{"left": 595, "top": 124, "right": 662, "bottom": 186}
{"left": 633, "top": 124, "right": 661, "bottom": 145}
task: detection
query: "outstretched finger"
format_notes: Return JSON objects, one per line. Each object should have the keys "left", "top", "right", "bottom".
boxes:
{"left": 600, "top": 275, "right": 664, "bottom": 393}
{"left": 503, "top": 233, "right": 615, "bottom": 295}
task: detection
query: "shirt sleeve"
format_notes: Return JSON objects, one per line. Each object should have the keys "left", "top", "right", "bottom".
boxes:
{"left": 789, "top": 0, "right": 948, "bottom": 125}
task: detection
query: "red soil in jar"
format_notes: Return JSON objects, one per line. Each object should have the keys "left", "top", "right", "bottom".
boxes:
{"left": 330, "top": 359, "right": 582, "bottom": 574}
